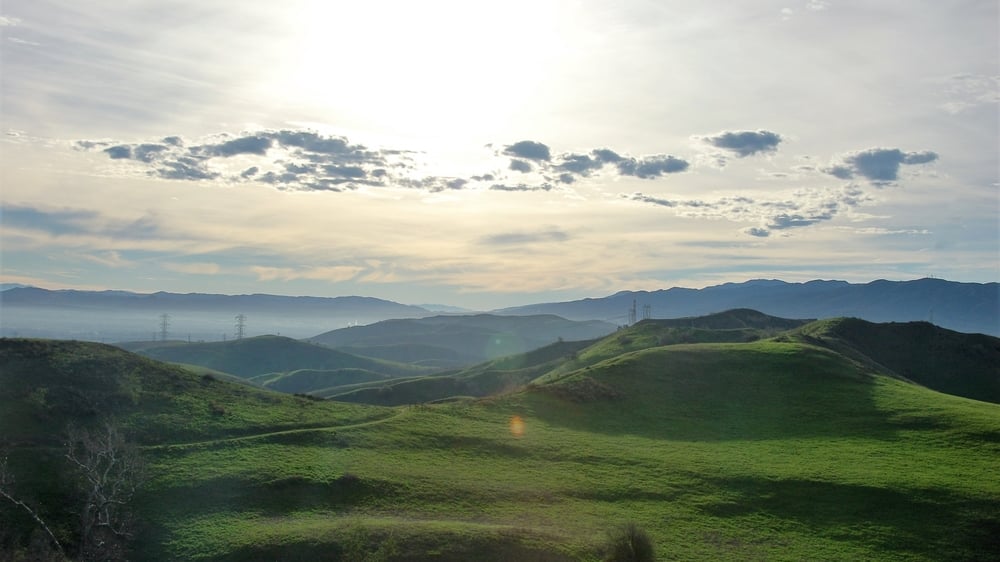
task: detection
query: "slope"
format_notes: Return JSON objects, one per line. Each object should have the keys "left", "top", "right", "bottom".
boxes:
{"left": 780, "top": 317, "right": 1000, "bottom": 404}
{"left": 308, "top": 314, "right": 616, "bottom": 364}
{"left": 122, "top": 335, "right": 429, "bottom": 379}
{"left": 325, "top": 339, "right": 594, "bottom": 405}
{"left": 538, "top": 308, "right": 810, "bottom": 381}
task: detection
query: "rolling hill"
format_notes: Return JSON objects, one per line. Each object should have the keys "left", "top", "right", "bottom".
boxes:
{"left": 307, "top": 314, "right": 616, "bottom": 364}
{"left": 2, "top": 319, "right": 999, "bottom": 561}
{"left": 118, "top": 335, "right": 429, "bottom": 379}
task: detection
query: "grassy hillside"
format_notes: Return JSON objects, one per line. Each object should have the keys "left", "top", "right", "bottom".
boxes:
{"left": 326, "top": 340, "right": 593, "bottom": 405}
{"left": 0, "top": 339, "right": 391, "bottom": 446}
{"left": 309, "top": 314, "right": 615, "bottom": 364}
{"left": 123, "top": 335, "right": 429, "bottom": 379}
{"left": 259, "top": 368, "right": 394, "bottom": 394}
{"left": 538, "top": 309, "right": 808, "bottom": 381}
{"left": 3, "top": 336, "right": 999, "bottom": 561}
{"left": 335, "top": 343, "right": 475, "bottom": 369}
{"left": 781, "top": 318, "right": 1000, "bottom": 404}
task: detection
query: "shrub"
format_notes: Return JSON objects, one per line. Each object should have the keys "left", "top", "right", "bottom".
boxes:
{"left": 604, "top": 522, "right": 655, "bottom": 562}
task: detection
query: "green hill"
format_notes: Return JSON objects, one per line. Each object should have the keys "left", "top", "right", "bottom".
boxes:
{"left": 538, "top": 309, "right": 810, "bottom": 381}
{"left": 780, "top": 318, "right": 1000, "bottom": 404}
{"left": 260, "top": 368, "right": 394, "bottom": 394}
{"left": 122, "top": 335, "right": 428, "bottom": 379}
{"left": 326, "top": 339, "right": 593, "bottom": 405}
{"left": 3, "top": 334, "right": 999, "bottom": 561}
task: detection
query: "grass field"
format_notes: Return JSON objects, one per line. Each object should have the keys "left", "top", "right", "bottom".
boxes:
{"left": 3, "top": 330, "right": 999, "bottom": 561}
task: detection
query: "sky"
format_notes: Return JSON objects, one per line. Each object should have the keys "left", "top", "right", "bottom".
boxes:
{"left": 0, "top": 0, "right": 997, "bottom": 310}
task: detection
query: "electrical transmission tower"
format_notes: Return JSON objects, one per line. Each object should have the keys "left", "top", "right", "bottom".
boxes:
{"left": 628, "top": 299, "right": 637, "bottom": 325}
{"left": 642, "top": 304, "right": 652, "bottom": 320}
{"left": 159, "top": 314, "right": 170, "bottom": 342}
{"left": 235, "top": 314, "right": 246, "bottom": 340}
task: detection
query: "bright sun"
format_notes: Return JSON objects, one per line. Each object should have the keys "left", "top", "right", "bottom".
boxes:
{"left": 265, "top": 0, "right": 573, "bottom": 147}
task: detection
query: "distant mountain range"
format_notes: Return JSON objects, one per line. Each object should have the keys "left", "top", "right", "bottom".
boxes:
{"left": 0, "top": 286, "right": 429, "bottom": 317}
{"left": 2, "top": 278, "right": 997, "bottom": 339}
{"left": 495, "top": 278, "right": 999, "bottom": 336}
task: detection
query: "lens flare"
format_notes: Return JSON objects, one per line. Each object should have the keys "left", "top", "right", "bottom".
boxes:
{"left": 509, "top": 415, "right": 525, "bottom": 438}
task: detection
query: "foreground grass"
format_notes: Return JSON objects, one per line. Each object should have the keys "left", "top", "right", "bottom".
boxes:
{"left": 135, "top": 342, "right": 1000, "bottom": 561}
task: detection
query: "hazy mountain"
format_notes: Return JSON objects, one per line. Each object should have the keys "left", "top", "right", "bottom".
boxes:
{"left": 308, "top": 313, "right": 617, "bottom": 363}
{"left": 494, "top": 278, "right": 999, "bottom": 335}
{"left": 0, "top": 287, "right": 431, "bottom": 341}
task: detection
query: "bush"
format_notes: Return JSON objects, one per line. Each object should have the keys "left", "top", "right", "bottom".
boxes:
{"left": 604, "top": 522, "right": 655, "bottom": 562}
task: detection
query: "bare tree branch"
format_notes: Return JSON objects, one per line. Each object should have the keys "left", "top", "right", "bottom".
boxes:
{"left": 0, "top": 455, "right": 66, "bottom": 558}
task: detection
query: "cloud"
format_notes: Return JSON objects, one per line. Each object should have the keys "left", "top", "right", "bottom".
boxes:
{"left": 503, "top": 140, "right": 551, "bottom": 161}
{"left": 556, "top": 153, "right": 604, "bottom": 175}
{"left": 702, "top": 130, "right": 783, "bottom": 157}
{"left": 479, "top": 229, "right": 570, "bottom": 246}
{"left": 825, "top": 147, "right": 939, "bottom": 184}
{"left": 206, "top": 135, "right": 272, "bottom": 157}
{"left": 616, "top": 155, "right": 690, "bottom": 178}
{"left": 626, "top": 183, "right": 876, "bottom": 238}
{"left": 80, "top": 129, "right": 695, "bottom": 192}
{"left": 509, "top": 159, "right": 533, "bottom": 173}
{"left": 489, "top": 183, "right": 555, "bottom": 192}
{"left": 0, "top": 204, "right": 97, "bottom": 236}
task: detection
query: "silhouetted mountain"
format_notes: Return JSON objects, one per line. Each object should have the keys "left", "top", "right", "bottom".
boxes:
{"left": 0, "top": 287, "right": 431, "bottom": 341}
{"left": 494, "top": 278, "right": 999, "bottom": 335}
{"left": 308, "top": 314, "right": 616, "bottom": 363}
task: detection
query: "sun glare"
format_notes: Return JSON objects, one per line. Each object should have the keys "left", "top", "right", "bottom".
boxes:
{"left": 269, "top": 0, "right": 571, "bottom": 146}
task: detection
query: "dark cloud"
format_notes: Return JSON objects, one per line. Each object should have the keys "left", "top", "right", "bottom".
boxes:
{"left": 509, "top": 159, "right": 533, "bottom": 173}
{"left": 133, "top": 143, "right": 168, "bottom": 162}
{"left": 592, "top": 148, "right": 624, "bottom": 163}
{"left": 503, "top": 140, "right": 551, "bottom": 161}
{"left": 207, "top": 135, "right": 272, "bottom": 157}
{"left": 322, "top": 165, "right": 367, "bottom": 179}
{"left": 479, "top": 229, "right": 569, "bottom": 246}
{"left": 240, "top": 167, "right": 259, "bottom": 179}
{"left": 75, "top": 140, "right": 110, "bottom": 150}
{"left": 745, "top": 227, "right": 771, "bottom": 237}
{"left": 446, "top": 178, "right": 468, "bottom": 190}
{"left": 471, "top": 173, "right": 496, "bottom": 182}
{"left": 768, "top": 210, "right": 835, "bottom": 230}
{"left": 154, "top": 157, "right": 219, "bottom": 181}
{"left": 826, "top": 148, "right": 939, "bottom": 184}
{"left": 627, "top": 193, "right": 677, "bottom": 207}
{"left": 617, "top": 155, "right": 690, "bottom": 178}
{"left": 702, "top": 130, "right": 782, "bottom": 156}
{"left": 556, "top": 153, "right": 603, "bottom": 175}
{"left": 557, "top": 173, "right": 575, "bottom": 184}
{"left": 162, "top": 136, "right": 183, "bottom": 146}
{"left": 105, "top": 145, "right": 131, "bottom": 159}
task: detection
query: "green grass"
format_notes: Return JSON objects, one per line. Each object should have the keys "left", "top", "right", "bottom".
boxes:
{"left": 4, "top": 336, "right": 999, "bottom": 561}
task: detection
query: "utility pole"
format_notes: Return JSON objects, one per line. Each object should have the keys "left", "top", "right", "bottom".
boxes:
{"left": 159, "top": 314, "right": 170, "bottom": 342}
{"left": 235, "top": 314, "right": 246, "bottom": 340}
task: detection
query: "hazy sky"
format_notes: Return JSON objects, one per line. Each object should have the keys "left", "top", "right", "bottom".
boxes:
{"left": 1, "top": 0, "right": 997, "bottom": 309}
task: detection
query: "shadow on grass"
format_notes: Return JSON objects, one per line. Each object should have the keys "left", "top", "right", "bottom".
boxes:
{"left": 702, "top": 476, "right": 1000, "bottom": 562}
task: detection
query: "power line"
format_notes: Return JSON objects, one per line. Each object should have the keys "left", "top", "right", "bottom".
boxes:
{"left": 235, "top": 313, "right": 246, "bottom": 340}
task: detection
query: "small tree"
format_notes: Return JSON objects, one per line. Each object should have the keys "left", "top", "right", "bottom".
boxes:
{"left": 604, "top": 522, "right": 656, "bottom": 562}
{"left": 64, "top": 420, "right": 145, "bottom": 562}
